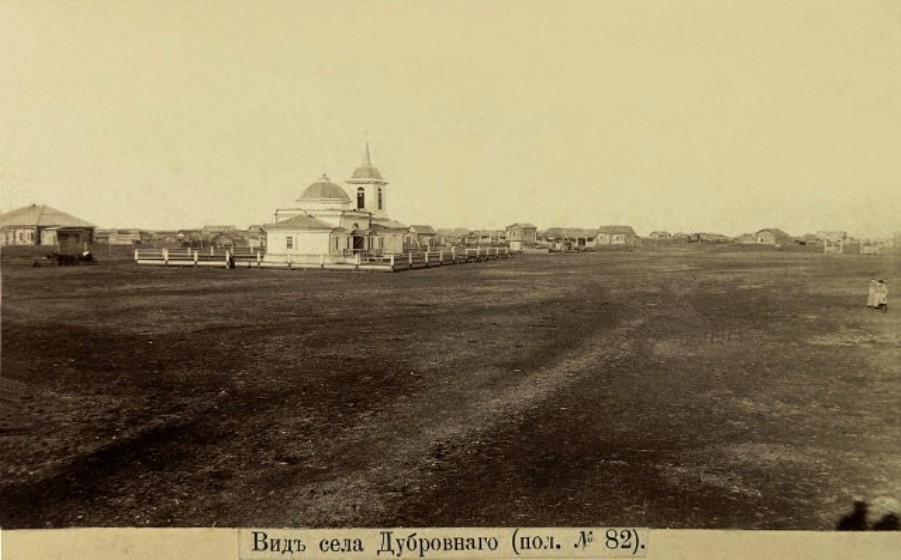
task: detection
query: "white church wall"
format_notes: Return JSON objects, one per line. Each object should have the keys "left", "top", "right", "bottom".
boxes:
{"left": 265, "top": 230, "right": 333, "bottom": 258}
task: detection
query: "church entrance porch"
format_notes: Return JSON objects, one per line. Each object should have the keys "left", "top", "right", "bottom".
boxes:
{"left": 349, "top": 229, "right": 383, "bottom": 257}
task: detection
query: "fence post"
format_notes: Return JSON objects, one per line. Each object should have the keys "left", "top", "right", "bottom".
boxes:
{"left": 193, "top": 250, "right": 198, "bottom": 267}
{"left": 134, "top": 249, "right": 139, "bottom": 262}
{"left": 225, "top": 249, "right": 231, "bottom": 269}
{"left": 390, "top": 254, "right": 395, "bottom": 268}
{"left": 408, "top": 252, "right": 413, "bottom": 265}
{"left": 439, "top": 251, "right": 443, "bottom": 264}
{"left": 452, "top": 246, "right": 456, "bottom": 262}
{"left": 320, "top": 253, "right": 325, "bottom": 269}
{"left": 256, "top": 251, "right": 261, "bottom": 268}
{"left": 163, "top": 248, "right": 169, "bottom": 266}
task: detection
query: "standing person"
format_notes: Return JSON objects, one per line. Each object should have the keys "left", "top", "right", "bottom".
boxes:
{"left": 874, "top": 280, "right": 889, "bottom": 313}
{"left": 867, "top": 279, "right": 878, "bottom": 308}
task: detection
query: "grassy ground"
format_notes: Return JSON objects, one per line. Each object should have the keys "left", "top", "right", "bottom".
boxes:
{"left": 1, "top": 250, "right": 899, "bottom": 529}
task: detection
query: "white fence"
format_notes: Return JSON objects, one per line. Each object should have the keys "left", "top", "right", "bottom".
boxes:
{"left": 135, "top": 246, "right": 511, "bottom": 272}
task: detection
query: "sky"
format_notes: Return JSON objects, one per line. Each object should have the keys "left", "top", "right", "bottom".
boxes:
{"left": 1, "top": 0, "right": 900, "bottom": 237}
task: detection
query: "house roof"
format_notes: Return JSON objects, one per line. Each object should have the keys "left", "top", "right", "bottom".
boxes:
{"left": 506, "top": 222, "right": 536, "bottom": 230}
{"left": 695, "top": 232, "right": 731, "bottom": 240}
{"left": 436, "top": 228, "right": 470, "bottom": 237}
{"left": 211, "top": 231, "right": 245, "bottom": 240}
{"left": 0, "top": 204, "right": 95, "bottom": 228}
{"left": 370, "top": 219, "right": 409, "bottom": 231}
{"left": 597, "top": 225, "right": 636, "bottom": 235}
{"left": 816, "top": 230, "right": 848, "bottom": 239}
{"left": 263, "top": 214, "right": 336, "bottom": 231}
{"left": 544, "top": 227, "right": 596, "bottom": 239}
{"left": 756, "top": 228, "right": 792, "bottom": 238}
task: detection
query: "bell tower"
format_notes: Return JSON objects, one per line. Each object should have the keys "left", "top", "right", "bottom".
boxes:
{"left": 347, "top": 140, "right": 388, "bottom": 219}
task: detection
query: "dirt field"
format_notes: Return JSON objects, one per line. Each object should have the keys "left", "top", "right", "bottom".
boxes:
{"left": 1, "top": 249, "right": 899, "bottom": 529}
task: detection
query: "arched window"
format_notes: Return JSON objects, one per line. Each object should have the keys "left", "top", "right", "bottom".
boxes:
{"left": 357, "top": 187, "right": 365, "bottom": 209}
{"left": 377, "top": 187, "right": 383, "bottom": 210}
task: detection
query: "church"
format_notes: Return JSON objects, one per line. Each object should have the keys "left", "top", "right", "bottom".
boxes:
{"left": 263, "top": 144, "right": 410, "bottom": 264}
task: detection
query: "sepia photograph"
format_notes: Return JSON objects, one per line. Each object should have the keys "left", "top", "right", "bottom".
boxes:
{"left": 1, "top": 0, "right": 899, "bottom": 550}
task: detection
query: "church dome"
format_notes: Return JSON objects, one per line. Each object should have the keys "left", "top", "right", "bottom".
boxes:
{"left": 351, "top": 164, "right": 383, "bottom": 181}
{"left": 300, "top": 174, "right": 350, "bottom": 201}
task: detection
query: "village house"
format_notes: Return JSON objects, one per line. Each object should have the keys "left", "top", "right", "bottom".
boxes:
{"left": 202, "top": 225, "right": 237, "bottom": 235}
{"left": 94, "top": 229, "right": 153, "bottom": 245}
{"left": 0, "top": 204, "right": 95, "bottom": 247}
{"left": 796, "top": 233, "right": 823, "bottom": 246}
{"left": 505, "top": 223, "right": 538, "bottom": 246}
{"left": 816, "top": 231, "right": 848, "bottom": 244}
{"left": 734, "top": 233, "right": 757, "bottom": 245}
{"left": 596, "top": 225, "right": 639, "bottom": 246}
{"left": 647, "top": 231, "right": 671, "bottom": 240}
{"left": 755, "top": 228, "right": 793, "bottom": 246}
{"left": 409, "top": 225, "right": 439, "bottom": 249}
{"left": 246, "top": 226, "right": 266, "bottom": 251}
{"left": 264, "top": 144, "right": 409, "bottom": 264}
{"left": 466, "top": 230, "right": 506, "bottom": 246}
{"left": 196, "top": 225, "right": 257, "bottom": 250}
{"left": 176, "top": 229, "right": 205, "bottom": 247}
{"left": 541, "top": 228, "right": 568, "bottom": 251}
{"left": 435, "top": 228, "right": 469, "bottom": 246}
{"left": 542, "top": 228, "right": 597, "bottom": 251}
{"left": 690, "top": 232, "right": 732, "bottom": 243}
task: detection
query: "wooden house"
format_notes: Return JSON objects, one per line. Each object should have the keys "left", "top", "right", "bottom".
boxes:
{"left": 505, "top": 223, "right": 538, "bottom": 246}
{"left": 596, "top": 225, "right": 639, "bottom": 246}
{"left": 409, "top": 225, "right": 439, "bottom": 249}
{"left": 755, "top": 228, "right": 793, "bottom": 246}
{"left": 0, "top": 204, "right": 95, "bottom": 247}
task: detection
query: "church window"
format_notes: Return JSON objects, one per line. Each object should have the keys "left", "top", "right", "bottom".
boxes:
{"left": 378, "top": 188, "right": 383, "bottom": 210}
{"left": 357, "top": 187, "right": 365, "bottom": 209}
{"left": 286, "top": 236, "right": 294, "bottom": 250}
